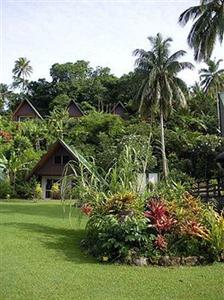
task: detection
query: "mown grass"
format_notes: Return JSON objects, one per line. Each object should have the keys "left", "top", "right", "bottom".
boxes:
{"left": 0, "top": 200, "right": 223, "bottom": 300}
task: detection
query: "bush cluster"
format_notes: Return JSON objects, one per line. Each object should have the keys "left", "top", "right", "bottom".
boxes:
{"left": 81, "top": 189, "right": 224, "bottom": 265}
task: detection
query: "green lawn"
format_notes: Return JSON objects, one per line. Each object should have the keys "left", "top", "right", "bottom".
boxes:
{"left": 0, "top": 201, "right": 223, "bottom": 300}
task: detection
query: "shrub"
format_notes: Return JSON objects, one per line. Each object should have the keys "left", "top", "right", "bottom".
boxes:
{"left": 151, "top": 181, "right": 187, "bottom": 203}
{"left": 15, "top": 178, "right": 38, "bottom": 199}
{"left": 83, "top": 190, "right": 224, "bottom": 263}
{"left": 51, "top": 183, "right": 60, "bottom": 199}
{"left": 34, "top": 183, "right": 42, "bottom": 200}
{"left": 0, "top": 130, "right": 12, "bottom": 142}
{"left": 98, "top": 192, "right": 143, "bottom": 216}
{"left": 154, "top": 234, "right": 168, "bottom": 251}
{"left": 144, "top": 198, "right": 177, "bottom": 233}
{"left": 85, "top": 214, "right": 155, "bottom": 262}
{"left": 0, "top": 180, "right": 12, "bottom": 199}
{"left": 204, "top": 207, "right": 224, "bottom": 258}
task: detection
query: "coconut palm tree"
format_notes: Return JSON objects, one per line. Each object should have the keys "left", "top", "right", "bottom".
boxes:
{"left": 179, "top": 0, "right": 224, "bottom": 61}
{"left": 199, "top": 58, "right": 224, "bottom": 95}
{"left": 12, "top": 57, "right": 33, "bottom": 91}
{"left": 133, "top": 33, "right": 194, "bottom": 178}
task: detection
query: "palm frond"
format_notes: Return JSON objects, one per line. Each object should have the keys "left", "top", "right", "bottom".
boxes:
{"left": 166, "top": 50, "right": 187, "bottom": 64}
{"left": 180, "top": 1, "right": 224, "bottom": 61}
{"left": 179, "top": 5, "right": 203, "bottom": 25}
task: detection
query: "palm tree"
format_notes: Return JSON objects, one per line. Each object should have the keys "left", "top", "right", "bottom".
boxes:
{"left": 190, "top": 81, "right": 203, "bottom": 96}
{"left": 199, "top": 58, "right": 224, "bottom": 131}
{"left": 199, "top": 58, "right": 224, "bottom": 95}
{"left": 179, "top": 0, "right": 224, "bottom": 61}
{"left": 12, "top": 57, "right": 33, "bottom": 91}
{"left": 133, "top": 33, "right": 194, "bottom": 178}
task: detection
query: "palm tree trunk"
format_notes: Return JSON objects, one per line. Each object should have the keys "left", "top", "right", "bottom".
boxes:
{"left": 216, "top": 85, "right": 221, "bottom": 133}
{"left": 160, "top": 108, "right": 168, "bottom": 179}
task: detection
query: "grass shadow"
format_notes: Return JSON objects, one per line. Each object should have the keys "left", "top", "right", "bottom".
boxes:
{"left": 1, "top": 222, "right": 96, "bottom": 264}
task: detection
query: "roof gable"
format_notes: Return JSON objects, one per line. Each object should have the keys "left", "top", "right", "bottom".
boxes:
{"left": 111, "top": 101, "right": 127, "bottom": 116}
{"left": 67, "top": 100, "right": 84, "bottom": 117}
{"left": 12, "top": 99, "right": 43, "bottom": 120}
{"left": 27, "top": 139, "right": 78, "bottom": 179}
{"left": 27, "top": 139, "right": 107, "bottom": 185}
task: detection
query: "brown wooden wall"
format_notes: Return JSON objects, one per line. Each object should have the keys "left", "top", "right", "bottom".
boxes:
{"left": 12, "top": 102, "right": 39, "bottom": 121}
{"left": 35, "top": 145, "right": 73, "bottom": 176}
{"left": 68, "top": 103, "right": 83, "bottom": 117}
{"left": 114, "top": 105, "right": 126, "bottom": 118}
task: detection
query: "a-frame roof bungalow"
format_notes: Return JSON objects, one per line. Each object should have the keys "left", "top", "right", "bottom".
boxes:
{"left": 67, "top": 100, "right": 84, "bottom": 118}
{"left": 27, "top": 139, "right": 79, "bottom": 199}
{"left": 12, "top": 99, "right": 43, "bottom": 121}
{"left": 111, "top": 101, "right": 127, "bottom": 118}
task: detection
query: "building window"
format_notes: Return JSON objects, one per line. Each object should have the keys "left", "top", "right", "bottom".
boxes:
{"left": 45, "top": 191, "right": 51, "bottom": 198}
{"left": 54, "top": 155, "right": 70, "bottom": 165}
{"left": 18, "top": 116, "right": 33, "bottom": 122}
{"left": 54, "top": 156, "right": 62, "bottom": 164}
{"left": 63, "top": 156, "right": 70, "bottom": 164}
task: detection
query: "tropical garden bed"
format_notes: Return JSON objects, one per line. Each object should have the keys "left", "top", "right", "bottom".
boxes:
{"left": 80, "top": 191, "right": 224, "bottom": 266}
{"left": 61, "top": 144, "right": 224, "bottom": 267}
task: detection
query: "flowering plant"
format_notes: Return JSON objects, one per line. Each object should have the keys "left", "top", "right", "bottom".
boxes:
{"left": 180, "top": 220, "right": 211, "bottom": 241}
{"left": 0, "top": 130, "right": 12, "bottom": 142}
{"left": 144, "top": 198, "right": 176, "bottom": 233}
{"left": 154, "top": 234, "right": 168, "bottom": 251}
{"left": 81, "top": 203, "right": 93, "bottom": 216}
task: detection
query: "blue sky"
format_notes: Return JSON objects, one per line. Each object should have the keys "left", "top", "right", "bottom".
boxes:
{"left": 1, "top": 0, "right": 223, "bottom": 85}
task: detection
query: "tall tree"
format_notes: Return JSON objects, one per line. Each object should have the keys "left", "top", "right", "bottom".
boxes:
{"left": 12, "top": 57, "right": 33, "bottom": 91}
{"left": 50, "top": 61, "right": 117, "bottom": 109}
{"left": 133, "top": 33, "right": 193, "bottom": 178}
{"left": 0, "top": 84, "right": 11, "bottom": 111}
{"left": 179, "top": 0, "right": 224, "bottom": 61}
{"left": 199, "top": 58, "right": 224, "bottom": 95}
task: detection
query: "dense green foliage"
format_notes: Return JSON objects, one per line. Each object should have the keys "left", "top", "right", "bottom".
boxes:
{"left": 4, "top": 60, "right": 138, "bottom": 115}
{"left": 0, "top": 97, "right": 222, "bottom": 199}
{"left": 0, "top": 75, "right": 223, "bottom": 198}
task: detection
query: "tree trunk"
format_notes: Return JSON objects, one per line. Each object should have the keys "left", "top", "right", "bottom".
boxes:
{"left": 12, "top": 172, "right": 16, "bottom": 194}
{"left": 160, "top": 109, "right": 168, "bottom": 179}
{"left": 216, "top": 86, "right": 221, "bottom": 133}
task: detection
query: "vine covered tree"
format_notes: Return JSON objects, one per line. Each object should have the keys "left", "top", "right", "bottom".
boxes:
{"left": 133, "top": 33, "right": 194, "bottom": 178}
{"left": 179, "top": 0, "right": 224, "bottom": 61}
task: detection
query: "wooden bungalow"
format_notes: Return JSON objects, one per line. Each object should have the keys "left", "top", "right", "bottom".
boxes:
{"left": 67, "top": 100, "right": 84, "bottom": 118}
{"left": 27, "top": 139, "right": 78, "bottom": 199}
{"left": 111, "top": 101, "right": 127, "bottom": 118}
{"left": 12, "top": 99, "right": 43, "bottom": 121}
